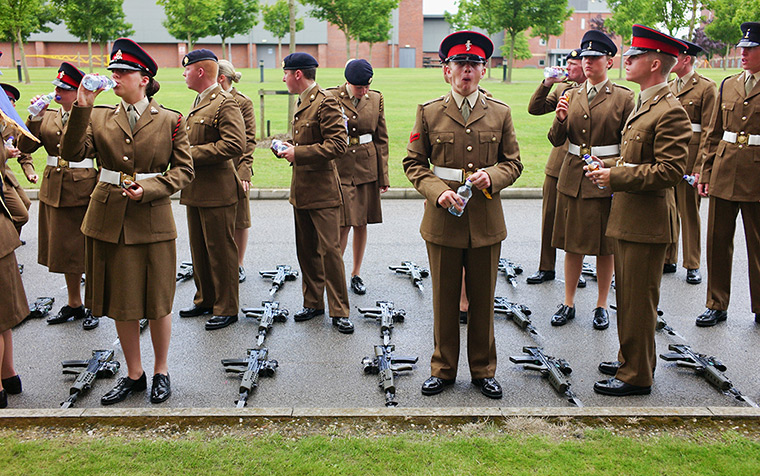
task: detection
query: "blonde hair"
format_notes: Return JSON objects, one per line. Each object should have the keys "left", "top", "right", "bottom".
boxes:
{"left": 218, "top": 59, "right": 242, "bottom": 83}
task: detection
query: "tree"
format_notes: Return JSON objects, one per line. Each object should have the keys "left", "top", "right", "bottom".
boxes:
{"left": 262, "top": 0, "right": 304, "bottom": 65}
{"left": 647, "top": 0, "right": 693, "bottom": 36}
{"left": 499, "top": 31, "right": 533, "bottom": 61}
{"left": 93, "top": 12, "right": 135, "bottom": 68}
{"left": 356, "top": 14, "right": 392, "bottom": 63}
{"left": 704, "top": 0, "right": 744, "bottom": 69}
{"left": 606, "top": 0, "right": 658, "bottom": 78}
{"left": 0, "top": 0, "right": 59, "bottom": 83}
{"left": 530, "top": 1, "right": 573, "bottom": 67}
{"left": 157, "top": 0, "right": 221, "bottom": 50}
{"left": 207, "top": 0, "right": 260, "bottom": 60}
{"left": 692, "top": 21, "right": 726, "bottom": 62}
{"left": 589, "top": 14, "right": 608, "bottom": 33}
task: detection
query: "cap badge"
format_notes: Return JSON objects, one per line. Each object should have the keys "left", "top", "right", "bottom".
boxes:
{"left": 182, "top": 56, "right": 188, "bottom": 66}
{"left": 571, "top": 50, "right": 577, "bottom": 57}
{"left": 746, "top": 29, "right": 751, "bottom": 38}
{"left": 465, "top": 40, "right": 472, "bottom": 51}
{"left": 114, "top": 50, "right": 122, "bottom": 61}
{"left": 588, "top": 41, "right": 593, "bottom": 49}
{"left": 57, "top": 71, "right": 65, "bottom": 79}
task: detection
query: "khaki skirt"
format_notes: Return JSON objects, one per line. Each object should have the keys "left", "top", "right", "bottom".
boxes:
{"left": 0, "top": 251, "right": 29, "bottom": 332}
{"left": 552, "top": 191, "right": 614, "bottom": 256}
{"left": 340, "top": 181, "right": 383, "bottom": 227}
{"left": 38, "top": 202, "right": 87, "bottom": 274}
{"left": 235, "top": 188, "right": 251, "bottom": 229}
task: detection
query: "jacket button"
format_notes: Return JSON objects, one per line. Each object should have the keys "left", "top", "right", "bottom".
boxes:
{"left": 436, "top": 139, "right": 441, "bottom": 143}
{"left": 744, "top": 101, "right": 749, "bottom": 106}
{"left": 582, "top": 143, "right": 586, "bottom": 147}
{"left": 467, "top": 163, "right": 473, "bottom": 168}
{"left": 582, "top": 129, "right": 586, "bottom": 133}
{"left": 466, "top": 145, "right": 473, "bottom": 151}
{"left": 352, "top": 149, "right": 356, "bottom": 153}
{"left": 56, "top": 131, "right": 61, "bottom": 135}
{"left": 295, "top": 116, "right": 298, "bottom": 120}
{"left": 56, "top": 167, "right": 61, "bottom": 172}
{"left": 628, "top": 125, "right": 632, "bottom": 129}
{"left": 186, "top": 126, "right": 190, "bottom": 130}
{"left": 126, "top": 138, "right": 131, "bottom": 144}
{"left": 636, "top": 136, "right": 640, "bottom": 140}
{"left": 122, "top": 191, "right": 127, "bottom": 197}
{"left": 352, "top": 127, "right": 356, "bottom": 131}
{"left": 352, "top": 115, "right": 356, "bottom": 119}
{"left": 583, "top": 114, "right": 588, "bottom": 119}
{"left": 689, "top": 101, "right": 693, "bottom": 105}
{"left": 200, "top": 119, "right": 204, "bottom": 123}
{"left": 123, "top": 156, "right": 129, "bottom": 161}
{"left": 491, "top": 137, "right": 496, "bottom": 142}
{"left": 742, "top": 116, "right": 747, "bottom": 121}
{"left": 56, "top": 143, "right": 60, "bottom": 148}
{"left": 624, "top": 140, "right": 628, "bottom": 145}
{"left": 295, "top": 130, "right": 299, "bottom": 134}
{"left": 465, "top": 128, "right": 471, "bottom": 134}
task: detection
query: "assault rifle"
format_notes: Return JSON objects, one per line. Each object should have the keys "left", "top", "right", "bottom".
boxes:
{"left": 389, "top": 261, "right": 429, "bottom": 291}
{"left": 112, "top": 319, "right": 149, "bottom": 347}
{"left": 358, "top": 301, "right": 406, "bottom": 345}
{"left": 260, "top": 265, "right": 298, "bottom": 296}
{"left": 61, "top": 349, "right": 120, "bottom": 408}
{"left": 659, "top": 344, "right": 758, "bottom": 407}
{"left": 27, "top": 297, "right": 55, "bottom": 320}
{"left": 176, "top": 261, "right": 193, "bottom": 282}
{"left": 494, "top": 297, "right": 542, "bottom": 338}
{"left": 242, "top": 301, "right": 289, "bottom": 346}
{"left": 581, "top": 261, "right": 597, "bottom": 280}
{"left": 509, "top": 346, "right": 583, "bottom": 407}
{"left": 498, "top": 258, "right": 523, "bottom": 287}
{"left": 362, "top": 344, "right": 418, "bottom": 407}
{"left": 221, "top": 347, "right": 278, "bottom": 408}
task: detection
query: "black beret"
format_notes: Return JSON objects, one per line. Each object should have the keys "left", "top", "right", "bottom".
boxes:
{"left": 680, "top": 39, "right": 703, "bottom": 56}
{"left": 282, "top": 52, "right": 319, "bottom": 70}
{"left": 580, "top": 30, "right": 617, "bottom": 57}
{"left": 108, "top": 38, "right": 158, "bottom": 77}
{"left": 624, "top": 25, "right": 687, "bottom": 57}
{"left": 344, "top": 59, "right": 373, "bottom": 85}
{"left": 566, "top": 48, "right": 583, "bottom": 61}
{"left": 0, "top": 83, "right": 19, "bottom": 102}
{"left": 440, "top": 31, "right": 493, "bottom": 63}
{"left": 52, "top": 62, "right": 85, "bottom": 90}
{"left": 182, "top": 49, "right": 218, "bottom": 67}
{"left": 738, "top": 22, "right": 760, "bottom": 48}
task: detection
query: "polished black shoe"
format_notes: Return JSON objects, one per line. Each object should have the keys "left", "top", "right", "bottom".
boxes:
{"left": 332, "top": 316, "right": 354, "bottom": 334}
{"left": 598, "top": 361, "right": 622, "bottom": 376}
{"left": 593, "top": 377, "right": 651, "bottom": 396}
{"left": 293, "top": 307, "right": 324, "bottom": 322}
{"left": 551, "top": 304, "right": 575, "bottom": 326}
{"left": 238, "top": 266, "right": 246, "bottom": 283}
{"left": 459, "top": 310, "right": 468, "bottom": 324}
{"left": 577, "top": 275, "right": 587, "bottom": 288}
{"left": 526, "top": 270, "right": 555, "bottom": 284}
{"left": 686, "top": 268, "right": 702, "bottom": 284}
{"left": 150, "top": 373, "right": 171, "bottom": 403}
{"left": 663, "top": 263, "right": 677, "bottom": 273}
{"left": 592, "top": 307, "right": 609, "bottom": 330}
{"left": 350, "top": 275, "right": 366, "bottom": 295}
{"left": 695, "top": 308, "right": 727, "bottom": 327}
{"left": 178, "top": 305, "right": 213, "bottom": 318}
{"left": 756, "top": 313, "right": 760, "bottom": 324}
{"left": 82, "top": 309, "right": 99, "bottom": 330}
{"left": 101, "top": 373, "right": 147, "bottom": 405}
{"left": 47, "top": 305, "right": 86, "bottom": 325}
{"left": 421, "top": 376, "right": 455, "bottom": 396}
{"left": 0, "top": 389, "right": 6, "bottom": 408}
{"left": 1, "top": 375, "right": 22, "bottom": 395}
{"left": 205, "top": 314, "right": 238, "bottom": 330}
{"left": 471, "top": 377, "right": 503, "bottom": 399}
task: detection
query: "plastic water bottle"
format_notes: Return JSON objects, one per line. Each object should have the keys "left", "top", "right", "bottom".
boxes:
{"left": 544, "top": 66, "right": 568, "bottom": 79}
{"left": 683, "top": 174, "right": 697, "bottom": 187}
{"left": 271, "top": 139, "right": 289, "bottom": 155}
{"left": 81, "top": 74, "right": 116, "bottom": 92}
{"left": 448, "top": 179, "right": 473, "bottom": 217}
{"left": 3, "top": 136, "right": 14, "bottom": 149}
{"left": 28, "top": 93, "right": 56, "bottom": 116}
{"left": 583, "top": 154, "right": 605, "bottom": 189}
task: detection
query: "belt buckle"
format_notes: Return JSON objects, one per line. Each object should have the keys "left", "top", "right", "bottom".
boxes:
{"left": 120, "top": 172, "right": 135, "bottom": 187}
{"left": 580, "top": 147, "right": 591, "bottom": 157}
{"left": 349, "top": 136, "right": 359, "bottom": 145}
{"left": 463, "top": 170, "right": 473, "bottom": 183}
{"left": 57, "top": 158, "right": 69, "bottom": 168}
{"left": 738, "top": 132, "right": 748, "bottom": 145}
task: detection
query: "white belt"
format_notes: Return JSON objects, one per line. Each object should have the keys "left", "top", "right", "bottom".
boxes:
{"left": 99, "top": 168, "right": 161, "bottom": 186}
{"left": 432, "top": 165, "right": 465, "bottom": 182}
{"left": 567, "top": 143, "right": 620, "bottom": 157}
{"left": 348, "top": 133, "right": 373, "bottom": 145}
{"left": 722, "top": 131, "right": 760, "bottom": 146}
{"left": 47, "top": 155, "right": 94, "bottom": 169}
{"left": 691, "top": 123, "right": 702, "bottom": 133}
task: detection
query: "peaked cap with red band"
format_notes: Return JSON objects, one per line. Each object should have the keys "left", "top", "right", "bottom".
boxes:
{"left": 440, "top": 31, "right": 493, "bottom": 64}
{"left": 624, "top": 25, "right": 687, "bottom": 58}
{"left": 52, "top": 62, "right": 84, "bottom": 91}
{"left": 107, "top": 38, "right": 158, "bottom": 77}
{"left": 0, "top": 83, "right": 20, "bottom": 102}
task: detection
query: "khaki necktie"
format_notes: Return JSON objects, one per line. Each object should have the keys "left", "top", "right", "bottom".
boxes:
{"left": 587, "top": 85, "right": 597, "bottom": 103}
{"left": 461, "top": 99, "right": 471, "bottom": 121}
{"left": 635, "top": 95, "right": 642, "bottom": 112}
{"left": 61, "top": 111, "right": 69, "bottom": 126}
{"left": 747, "top": 75, "right": 757, "bottom": 96}
{"left": 127, "top": 105, "right": 138, "bottom": 130}
{"left": 677, "top": 78, "right": 684, "bottom": 93}
{"left": 352, "top": 97, "right": 359, "bottom": 108}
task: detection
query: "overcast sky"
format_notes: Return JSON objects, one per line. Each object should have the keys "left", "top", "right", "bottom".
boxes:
{"left": 423, "top": 0, "right": 458, "bottom": 15}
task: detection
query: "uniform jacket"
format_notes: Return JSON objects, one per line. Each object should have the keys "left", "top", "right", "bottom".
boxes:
{"left": 327, "top": 84, "right": 390, "bottom": 187}
{"left": 0, "top": 141, "right": 22, "bottom": 258}
{"left": 549, "top": 80, "right": 634, "bottom": 199}
{"left": 180, "top": 84, "right": 245, "bottom": 207}
{"left": 19, "top": 108, "right": 97, "bottom": 208}
{"left": 60, "top": 100, "right": 194, "bottom": 245}
{"left": 231, "top": 87, "right": 256, "bottom": 182}
{"left": 2, "top": 125, "right": 35, "bottom": 190}
{"left": 404, "top": 91, "right": 523, "bottom": 249}
{"left": 528, "top": 80, "right": 575, "bottom": 178}
{"left": 668, "top": 72, "right": 717, "bottom": 174}
{"left": 288, "top": 84, "right": 348, "bottom": 209}
{"left": 700, "top": 72, "right": 760, "bottom": 201}
{"left": 604, "top": 85, "right": 690, "bottom": 243}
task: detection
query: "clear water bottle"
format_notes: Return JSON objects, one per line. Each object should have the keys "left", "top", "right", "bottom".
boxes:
{"left": 683, "top": 174, "right": 697, "bottom": 187}
{"left": 81, "top": 74, "right": 116, "bottom": 92}
{"left": 28, "top": 93, "right": 56, "bottom": 116}
{"left": 544, "top": 66, "right": 568, "bottom": 79}
{"left": 448, "top": 179, "right": 473, "bottom": 217}
{"left": 3, "top": 136, "right": 14, "bottom": 148}
{"left": 271, "top": 139, "right": 289, "bottom": 155}
{"left": 583, "top": 154, "right": 605, "bottom": 189}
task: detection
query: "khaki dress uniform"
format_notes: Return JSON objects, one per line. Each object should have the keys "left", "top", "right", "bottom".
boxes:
{"left": 549, "top": 80, "right": 635, "bottom": 256}
{"left": 665, "top": 71, "right": 717, "bottom": 269}
{"left": 700, "top": 71, "right": 760, "bottom": 313}
{"left": 404, "top": 91, "right": 523, "bottom": 380}
{"left": 604, "top": 85, "right": 689, "bottom": 387}
{"left": 1, "top": 127, "right": 33, "bottom": 233}
{"left": 180, "top": 84, "right": 245, "bottom": 317}
{"left": 60, "top": 100, "right": 194, "bottom": 320}
{"left": 327, "top": 84, "right": 389, "bottom": 227}
{"left": 230, "top": 87, "right": 256, "bottom": 230}
{"left": 289, "top": 84, "right": 350, "bottom": 317}
{"left": 18, "top": 109, "right": 97, "bottom": 273}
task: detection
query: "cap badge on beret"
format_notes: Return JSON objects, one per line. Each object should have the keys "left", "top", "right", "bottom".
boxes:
{"left": 114, "top": 50, "right": 123, "bottom": 61}
{"left": 746, "top": 29, "right": 751, "bottom": 38}
{"left": 571, "top": 50, "right": 578, "bottom": 57}
{"left": 465, "top": 40, "right": 472, "bottom": 51}
{"left": 57, "top": 71, "right": 64, "bottom": 79}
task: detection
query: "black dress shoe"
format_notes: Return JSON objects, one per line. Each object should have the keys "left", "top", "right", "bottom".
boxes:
{"left": 459, "top": 310, "right": 468, "bottom": 324}
{"left": 471, "top": 377, "right": 503, "bottom": 399}
{"left": 421, "top": 376, "right": 455, "bottom": 396}
{"left": 205, "top": 315, "right": 238, "bottom": 330}
{"left": 0, "top": 389, "right": 6, "bottom": 408}
{"left": 593, "top": 377, "right": 651, "bottom": 396}
{"left": 1, "top": 375, "right": 21, "bottom": 395}
{"left": 150, "top": 373, "right": 171, "bottom": 403}
{"left": 350, "top": 275, "right": 366, "bottom": 295}
{"left": 293, "top": 307, "right": 324, "bottom": 322}
{"left": 592, "top": 307, "right": 609, "bottom": 330}
{"left": 686, "top": 268, "right": 702, "bottom": 284}
{"left": 82, "top": 309, "right": 99, "bottom": 330}
{"left": 47, "top": 305, "right": 86, "bottom": 325}
{"left": 696, "top": 308, "right": 727, "bottom": 327}
{"left": 598, "top": 360, "right": 654, "bottom": 377}
{"left": 101, "top": 373, "right": 147, "bottom": 405}
{"left": 756, "top": 313, "right": 760, "bottom": 324}
{"left": 179, "top": 305, "right": 213, "bottom": 318}
{"left": 238, "top": 266, "right": 246, "bottom": 283}
{"left": 551, "top": 304, "right": 575, "bottom": 326}
{"left": 663, "top": 263, "right": 677, "bottom": 273}
{"left": 526, "top": 270, "right": 555, "bottom": 284}
{"left": 332, "top": 317, "right": 354, "bottom": 334}
{"left": 577, "top": 275, "right": 587, "bottom": 288}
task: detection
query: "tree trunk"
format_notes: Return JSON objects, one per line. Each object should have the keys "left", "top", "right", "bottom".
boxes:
{"left": 724, "top": 44, "right": 729, "bottom": 70}
{"left": 619, "top": 46, "right": 624, "bottom": 79}
{"left": 278, "top": 39, "right": 282, "bottom": 65}
{"left": 368, "top": 43, "right": 373, "bottom": 63}
{"left": 506, "top": 32, "right": 515, "bottom": 83}
{"left": 346, "top": 34, "right": 351, "bottom": 61}
{"left": 16, "top": 29, "right": 30, "bottom": 84}
{"left": 288, "top": 0, "right": 296, "bottom": 136}
{"left": 355, "top": 40, "right": 359, "bottom": 58}
{"left": 688, "top": 0, "right": 698, "bottom": 39}
{"left": 221, "top": 37, "right": 227, "bottom": 59}
{"left": 87, "top": 29, "right": 93, "bottom": 73}
{"left": 100, "top": 42, "right": 106, "bottom": 68}
{"left": 188, "top": 33, "right": 194, "bottom": 51}
{"left": 10, "top": 39, "right": 16, "bottom": 69}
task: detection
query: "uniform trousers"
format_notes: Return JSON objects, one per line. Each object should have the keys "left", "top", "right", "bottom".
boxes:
{"left": 293, "top": 206, "right": 350, "bottom": 317}
{"left": 613, "top": 239, "right": 667, "bottom": 387}
{"left": 539, "top": 174, "right": 558, "bottom": 271}
{"left": 186, "top": 204, "right": 239, "bottom": 316}
{"left": 705, "top": 197, "right": 760, "bottom": 313}
{"left": 665, "top": 180, "right": 701, "bottom": 269}
{"left": 426, "top": 241, "right": 500, "bottom": 380}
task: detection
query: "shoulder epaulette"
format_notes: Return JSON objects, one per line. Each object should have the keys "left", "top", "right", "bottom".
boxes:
{"left": 234, "top": 90, "right": 251, "bottom": 101}
{"left": 160, "top": 105, "right": 183, "bottom": 116}
{"left": 719, "top": 76, "right": 732, "bottom": 95}
{"left": 422, "top": 96, "right": 445, "bottom": 107}
{"left": 485, "top": 96, "right": 508, "bottom": 107}
{"left": 612, "top": 83, "right": 632, "bottom": 92}
{"left": 93, "top": 104, "right": 116, "bottom": 109}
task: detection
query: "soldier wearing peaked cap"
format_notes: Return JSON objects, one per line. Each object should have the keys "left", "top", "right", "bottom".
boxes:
{"left": 586, "top": 25, "right": 690, "bottom": 396}
{"left": 404, "top": 31, "right": 523, "bottom": 400}
{"left": 696, "top": 22, "right": 760, "bottom": 327}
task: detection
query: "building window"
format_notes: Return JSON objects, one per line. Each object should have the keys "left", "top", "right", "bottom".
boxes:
{"left": 538, "top": 59, "right": 545, "bottom": 66}
{"left": 556, "top": 39, "right": 561, "bottom": 48}
{"left": 581, "top": 18, "right": 585, "bottom": 29}
{"left": 539, "top": 38, "right": 547, "bottom": 46}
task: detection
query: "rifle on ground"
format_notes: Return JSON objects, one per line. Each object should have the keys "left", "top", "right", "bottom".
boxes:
{"left": 61, "top": 349, "right": 120, "bottom": 408}
{"left": 176, "top": 261, "right": 193, "bottom": 282}
{"left": 242, "top": 301, "right": 289, "bottom": 346}
{"left": 656, "top": 315, "right": 685, "bottom": 340}
{"left": 581, "top": 261, "right": 597, "bottom": 280}
{"left": 362, "top": 344, "right": 418, "bottom": 407}
{"left": 221, "top": 347, "right": 278, "bottom": 408}
{"left": 659, "top": 344, "right": 758, "bottom": 407}
{"left": 509, "top": 346, "right": 583, "bottom": 407}
{"left": 26, "top": 297, "right": 55, "bottom": 320}
{"left": 259, "top": 265, "right": 298, "bottom": 296}
{"left": 112, "top": 319, "right": 149, "bottom": 347}
{"left": 498, "top": 258, "right": 523, "bottom": 287}
{"left": 494, "top": 297, "right": 542, "bottom": 338}
{"left": 358, "top": 301, "right": 406, "bottom": 345}
{"left": 389, "top": 261, "right": 429, "bottom": 291}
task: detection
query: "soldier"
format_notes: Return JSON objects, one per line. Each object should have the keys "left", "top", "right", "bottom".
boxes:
{"left": 216, "top": 59, "right": 256, "bottom": 284}
{"left": 19, "top": 64, "right": 100, "bottom": 330}
{"left": 404, "top": 31, "right": 522, "bottom": 399}
{"left": 178, "top": 49, "right": 246, "bottom": 331}
{"left": 548, "top": 31, "right": 635, "bottom": 330}
{"left": 327, "top": 59, "right": 390, "bottom": 296}
{"left": 587, "top": 25, "right": 689, "bottom": 396}
{"left": 276, "top": 52, "right": 353, "bottom": 334}
{"left": 697, "top": 22, "right": 760, "bottom": 327}
{"left": 526, "top": 49, "right": 587, "bottom": 287}
{"left": 1, "top": 83, "right": 34, "bottom": 240}
{"left": 663, "top": 40, "right": 716, "bottom": 284}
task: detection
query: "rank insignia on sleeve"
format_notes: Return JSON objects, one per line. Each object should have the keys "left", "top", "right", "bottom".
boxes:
{"left": 409, "top": 132, "right": 420, "bottom": 143}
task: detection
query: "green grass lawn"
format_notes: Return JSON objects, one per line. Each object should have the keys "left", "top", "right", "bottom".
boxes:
{"left": 5, "top": 66, "right": 743, "bottom": 189}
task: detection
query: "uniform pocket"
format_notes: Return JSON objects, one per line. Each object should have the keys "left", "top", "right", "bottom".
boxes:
{"left": 150, "top": 197, "right": 175, "bottom": 234}
{"left": 430, "top": 132, "right": 455, "bottom": 166}
{"left": 479, "top": 131, "right": 500, "bottom": 165}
